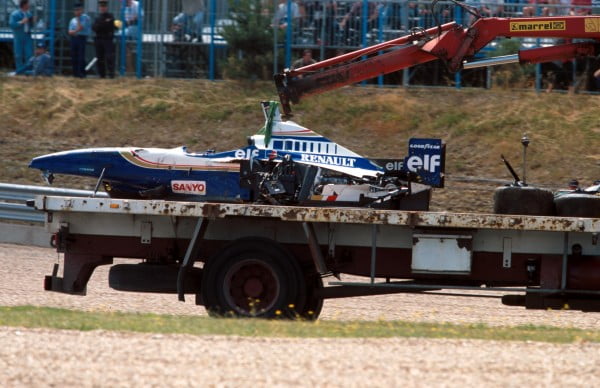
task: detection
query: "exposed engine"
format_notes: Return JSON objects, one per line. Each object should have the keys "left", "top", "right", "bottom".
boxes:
{"left": 240, "top": 156, "right": 431, "bottom": 210}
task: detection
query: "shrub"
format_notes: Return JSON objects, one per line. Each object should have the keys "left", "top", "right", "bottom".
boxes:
{"left": 221, "top": 0, "right": 275, "bottom": 80}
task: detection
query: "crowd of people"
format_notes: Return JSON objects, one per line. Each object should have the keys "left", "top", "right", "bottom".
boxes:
{"left": 6, "top": 0, "right": 599, "bottom": 86}
{"left": 272, "top": 0, "right": 596, "bottom": 46}
{"left": 8, "top": 0, "right": 140, "bottom": 78}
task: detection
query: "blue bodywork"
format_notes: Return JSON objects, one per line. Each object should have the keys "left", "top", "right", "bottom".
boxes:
{"left": 29, "top": 146, "right": 262, "bottom": 201}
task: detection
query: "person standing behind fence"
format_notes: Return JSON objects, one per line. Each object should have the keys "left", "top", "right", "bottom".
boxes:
{"left": 68, "top": 3, "right": 91, "bottom": 78}
{"left": 9, "top": 0, "right": 34, "bottom": 72}
{"left": 124, "top": 0, "right": 140, "bottom": 39}
{"left": 93, "top": 0, "right": 116, "bottom": 78}
{"left": 274, "top": 0, "right": 301, "bottom": 30}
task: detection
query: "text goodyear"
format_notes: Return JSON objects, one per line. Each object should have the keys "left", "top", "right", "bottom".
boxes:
{"left": 510, "top": 21, "right": 566, "bottom": 32}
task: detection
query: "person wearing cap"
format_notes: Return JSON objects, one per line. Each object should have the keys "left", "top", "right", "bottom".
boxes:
{"left": 9, "top": 0, "right": 34, "bottom": 72}
{"left": 93, "top": 0, "right": 116, "bottom": 78}
{"left": 68, "top": 2, "right": 92, "bottom": 78}
{"left": 17, "top": 41, "right": 53, "bottom": 77}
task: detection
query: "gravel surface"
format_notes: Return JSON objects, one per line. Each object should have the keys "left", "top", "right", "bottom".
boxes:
{"left": 1, "top": 327, "right": 599, "bottom": 387}
{"left": 1, "top": 243, "right": 600, "bottom": 386}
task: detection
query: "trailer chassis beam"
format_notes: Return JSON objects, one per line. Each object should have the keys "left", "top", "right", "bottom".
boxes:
{"left": 302, "top": 222, "right": 329, "bottom": 275}
{"left": 177, "top": 217, "right": 209, "bottom": 302}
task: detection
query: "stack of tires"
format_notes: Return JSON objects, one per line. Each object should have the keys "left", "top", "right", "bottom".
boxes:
{"left": 494, "top": 185, "right": 600, "bottom": 218}
{"left": 554, "top": 192, "right": 600, "bottom": 218}
{"left": 493, "top": 185, "right": 555, "bottom": 216}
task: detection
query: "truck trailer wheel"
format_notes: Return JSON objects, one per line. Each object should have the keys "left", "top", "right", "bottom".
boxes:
{"left": 298, "top": 272, "right": 324, "bottom": 320}
{"left": 493, "top": 186, "right": 555, "bottom": 216}
{"left": 200, "top": 238, "right": 306, "bottom": 318}
{"left": 555, "top": 194, "right": 600, "bottom": 218}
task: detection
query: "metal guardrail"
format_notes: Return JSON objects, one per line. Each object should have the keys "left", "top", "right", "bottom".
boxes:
{"left": 0, "top": 183, "right": 109, "bottom": 224}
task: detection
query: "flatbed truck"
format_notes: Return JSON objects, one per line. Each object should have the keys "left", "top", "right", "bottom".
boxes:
{"left": 35, "top": 195, "right": 600, "bottom": 319}
{"left": 30, "top": 13, "right": 600, "bottom": 319}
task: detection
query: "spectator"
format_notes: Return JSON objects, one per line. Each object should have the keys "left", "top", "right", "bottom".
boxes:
{"left": 464, "top": 0, "right": 501, "bottom": 21}
{"left": 556, "top": 0, "right": 571, "bottom": 15}
{"left": 194, "top": 13, "right": 205, "bottom": 39}
{"left": 172, "top": 0, "right": 205, "bottom": 42}
{"left": 523, "top": 0, "right": 553, "bottom": 17}
{"left": 301, "top": 1, "right": 337, "bottom": 45}
{"left": 406, "top": 1, "right": 420, "bottom": 30}
{"left": 419, "top": 1, "right": 452, "bottom": 27}
{"left": 339, "top": 1, "right": 378, "bottom": 31}
{"left": 479, "top": 0, "right": 505, "bottom": 17}
{"left": 9, "top": 0, "right": 34, "bottom": 72}
{"left": 570, "top": 0, "right": 592, "bottom": 15}
{"left": 594, "top": 68, "right": 600, "bottom": 90}
{"left": 93, "top": 0, "right": 117, "bottom": 78}
{"left": 16, "top": 41, "right": 53, "bottom": 77}
{"left": 124, "top": 0, "right": 141, "bottom": 38}
{"left": 274, "top": 0, "right": 301, "bottom": 30}
{"left": 68, "top": 2, "right": 91, "bottom": 78}
{"left": 172, "top": 13, "right": 190, "bottom": 42}
{"left": 291, "top": 49, "right": 316, "bottom": 70}
{"left": 338, "top": 1, "right": 378, "bottom": 46}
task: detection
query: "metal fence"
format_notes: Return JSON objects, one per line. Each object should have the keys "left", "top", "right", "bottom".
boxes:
{"left": 0, "top": 182, "right": 108, "bottom": 224}
{"left": 1, "top": 0, "right": 599, "bottom": 88}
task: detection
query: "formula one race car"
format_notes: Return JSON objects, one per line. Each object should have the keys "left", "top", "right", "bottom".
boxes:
{"left": 29, "top": 101, "right": 445, "bottom": 210}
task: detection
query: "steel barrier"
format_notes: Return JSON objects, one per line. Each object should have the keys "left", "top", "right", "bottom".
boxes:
{"left": 0, "top": 183, "right": 108, "bottom": 224}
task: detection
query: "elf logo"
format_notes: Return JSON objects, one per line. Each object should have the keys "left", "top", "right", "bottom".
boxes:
{"left": 403, "top": 138, "right": 445, "bottom": 188}
{"left": 406, "top": 154, "right": 441, "bottom": 172}
{"left": 235, "top": 148, "right": 260, "bottom": 159}
{"left": 171, "top": 180, "right": 207, "bottom": 195}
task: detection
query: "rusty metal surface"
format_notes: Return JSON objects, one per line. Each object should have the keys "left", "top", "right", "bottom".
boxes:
{"left": 36, "top": 196, "right": 600, "bottom": 233}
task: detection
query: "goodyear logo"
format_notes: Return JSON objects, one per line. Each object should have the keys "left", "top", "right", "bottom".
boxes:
{"left": 585, "top": 18, "right": 600, "bottom": 33}
{"left": 510, "top": 21, "right": 566, "bottom": 31}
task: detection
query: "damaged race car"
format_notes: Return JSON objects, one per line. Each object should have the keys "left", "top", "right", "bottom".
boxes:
{"left": 29, "top": 101, "right": 445, "bottom": 210}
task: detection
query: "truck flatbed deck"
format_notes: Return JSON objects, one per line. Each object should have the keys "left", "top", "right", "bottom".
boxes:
{"left": 35, "top": 195, "right": 600, "bottom": 318}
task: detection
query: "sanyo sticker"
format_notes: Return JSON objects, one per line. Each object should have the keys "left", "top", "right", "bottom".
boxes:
{"left": 171, "top": 180, "right": 206, "bottom": 195}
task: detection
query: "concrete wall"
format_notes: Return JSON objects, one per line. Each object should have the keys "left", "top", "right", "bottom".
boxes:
{"left": 0, "top": 223, "right": 52, "bottom": 248}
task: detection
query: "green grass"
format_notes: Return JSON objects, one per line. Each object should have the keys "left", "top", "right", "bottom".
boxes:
{"left": 1, "top": 306, "right": 599, "bottom": 343}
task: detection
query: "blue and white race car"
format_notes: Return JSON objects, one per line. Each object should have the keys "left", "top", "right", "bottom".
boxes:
{"left": 30, "top": 101, "right": 445, "bottom": 210}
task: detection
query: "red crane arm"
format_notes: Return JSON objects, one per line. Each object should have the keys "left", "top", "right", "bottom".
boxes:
{"left": 275, "top": 16, "right": 600, "bottom": 117}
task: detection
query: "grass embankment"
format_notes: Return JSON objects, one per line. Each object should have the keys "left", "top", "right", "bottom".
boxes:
{"left": 1, "top": 77, "right": 599, "bottom": 212}
{"left": 1, "top": 306, "right": 599, "bottom": 343}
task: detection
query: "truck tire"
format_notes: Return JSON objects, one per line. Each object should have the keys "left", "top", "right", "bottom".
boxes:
{"left": 493, "top": 186, "right": 555, "bottom": 216}
{"left": 555, "top": 194, "right": 600, "bottom": 218}
{"left": 298, "top": 272, "right": 324, "bottom": 320}
{"left": 200, "top": 238, "right": 306, "bottom": 318}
